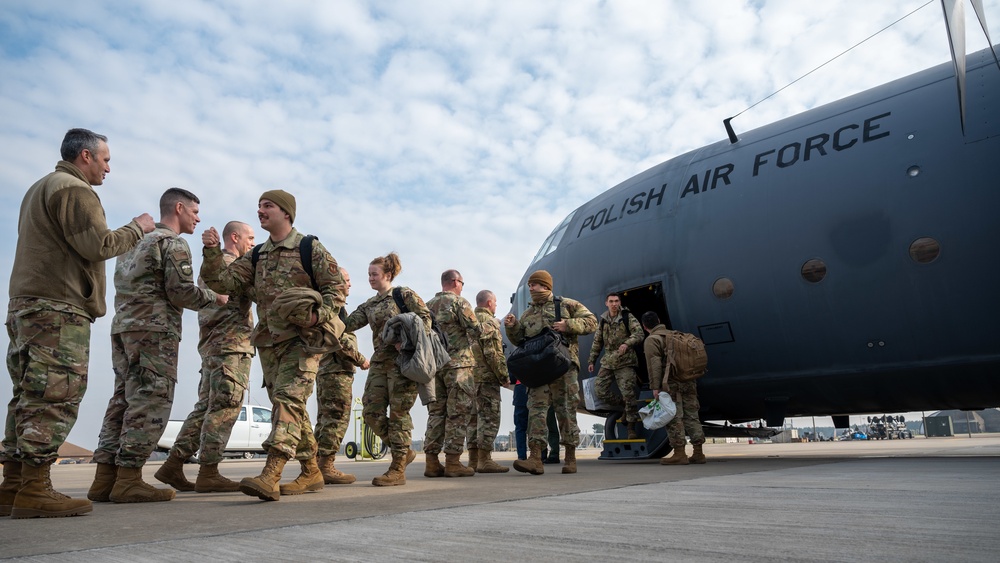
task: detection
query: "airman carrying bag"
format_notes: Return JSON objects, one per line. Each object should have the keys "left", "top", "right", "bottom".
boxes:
{"left": 666, "top": 330, "right": 708, "bottom": 383}
{"left": 506, "top": 297, "right": 573, "bottom": 388}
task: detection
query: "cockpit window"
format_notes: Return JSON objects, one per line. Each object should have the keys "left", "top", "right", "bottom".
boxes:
{"left": 530, "top": 210, "right": 576, "bottom": 265}
{"left": 513, "top": 283, "right": 530, "bottom": 316}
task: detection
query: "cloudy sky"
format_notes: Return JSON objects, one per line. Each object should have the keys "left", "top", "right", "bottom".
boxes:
{"left": 2, "top": 1, "right": 997, "bottom": 451}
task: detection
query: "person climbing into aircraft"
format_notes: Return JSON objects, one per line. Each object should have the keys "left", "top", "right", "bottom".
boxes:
{"left": 588, "top": 293, "right": 644, "bottom": 440}
{"left": 641, "top": 311, "right": 706, "bottom": 465}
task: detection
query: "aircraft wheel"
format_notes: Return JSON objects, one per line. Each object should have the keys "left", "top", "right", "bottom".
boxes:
{"left": 345, "top": 441, "right": 358, "bottom": 459}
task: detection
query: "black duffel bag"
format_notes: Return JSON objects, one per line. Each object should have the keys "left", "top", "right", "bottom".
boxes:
{"left": 507, "top": 327, "right": 573, "bottom": 388}
{"left": 507, "top": 296, "right": 574, "bottom": 388}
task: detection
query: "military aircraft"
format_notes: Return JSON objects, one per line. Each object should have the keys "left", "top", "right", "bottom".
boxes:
{"left": 507, "top": 5, "right": 1000, "bottom": 459}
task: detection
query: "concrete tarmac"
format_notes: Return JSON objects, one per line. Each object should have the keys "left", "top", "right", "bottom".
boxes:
{"left": 2, "top": 435, "right": 998, "bottom": 562}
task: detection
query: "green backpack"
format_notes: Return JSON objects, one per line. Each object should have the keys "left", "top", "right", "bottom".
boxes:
{"left": 665, "top": 330, "right": 708, "bottom": 382}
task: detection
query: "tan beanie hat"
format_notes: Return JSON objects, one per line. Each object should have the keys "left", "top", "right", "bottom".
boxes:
{"left": 260, "top": 190, "right": 296, "bottom": 224}
{"left": 528, "top": 270, "right": 553, "bottom": 291}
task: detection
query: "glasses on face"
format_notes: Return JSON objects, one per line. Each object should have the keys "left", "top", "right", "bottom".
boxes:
{"left": 452, "top": 279, "right": 464, "bottom": 286}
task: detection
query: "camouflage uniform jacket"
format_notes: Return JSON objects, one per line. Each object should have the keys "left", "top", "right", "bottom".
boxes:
{"left": 197, "top": 250, "right": 254, "bottom": 356}
{"left": 111, "top": 224, "right": 217, "bottom": 336}
{"left": 9, "top": 161, "right": 144, "bottom": 320}
{"left": 472, "top": 307, "right": 509, "bottom": 386}
{"left": 643, "top": 324, "right": 674, "bottom": 391}
{"left": 426, "top": 291, "right": 481, "bottom": 369}
{"left": 344, "top": 286, "right": 430, "bottom": 365}
{"left": 505, "top": 294, "right": 598, "bottom": 368}
{"left": 200, "top": 228, "right": 346, "bottom": 347}
{"left": 588, "top": 310, "right": 644, "bottom": 369}
{"left": 322, "top": 329, "right": 367, "bottom": 375}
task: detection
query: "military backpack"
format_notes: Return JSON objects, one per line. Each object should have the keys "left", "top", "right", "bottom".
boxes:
{"left": 664, "top": 330, "right": 708, "bottom": 382}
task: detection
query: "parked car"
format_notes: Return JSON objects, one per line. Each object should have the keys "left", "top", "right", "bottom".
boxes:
{"left": 156, "top": 405, "right": 272, "bottom": 459}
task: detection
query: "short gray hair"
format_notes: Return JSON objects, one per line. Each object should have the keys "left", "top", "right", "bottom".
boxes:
{"left": 60, "top": 128, "right": 108, "bottom": 161}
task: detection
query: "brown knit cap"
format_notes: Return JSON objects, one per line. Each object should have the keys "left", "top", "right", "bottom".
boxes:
{"left": 260, "top": 190, "right": 296, "bottom": 224}
{"left": 528, "top": 270, "right": 553, "bottom": 291}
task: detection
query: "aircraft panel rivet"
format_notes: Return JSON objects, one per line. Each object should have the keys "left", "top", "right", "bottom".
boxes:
{"left": 907, "top": 165, "right": 921, "bottom": 177}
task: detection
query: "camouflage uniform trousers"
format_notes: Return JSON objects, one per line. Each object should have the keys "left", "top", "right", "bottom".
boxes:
{"left": 258, "top": 339, "right": 321, "bottom": 461}
{"left": 170, "top": 353, "right": 251, "bottom": 464}
{"left": 362, "top": 358, "right": 417, "bottom": 458}
{"left": 466, "top": 377, "right": 502, "bottom": 451}
{"left": 3, "top": 306, "right": 89, "bottom": 465}
{"left": 94, "top": 331, "right": 179, "bottom": 467}
{"left": 667, "top": 380, "right": 706, "bottom": 448}
{"left": 314, "top": 368, "right": 353, "bottom": 457}
{"left": 527, "top": 364, "right": 581, "bottom": 449}
{"left": 595, "top": 366, "right": 640, "bottom": 423}
{"left": 424, "top": 365, "right": 475, "bottom": 455}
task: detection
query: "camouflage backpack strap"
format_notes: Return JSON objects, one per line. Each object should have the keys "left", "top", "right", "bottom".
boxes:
{"left": 554, "top": 296, "right": 562, "bottom": 322}
{"left": 622, "top": 308, "right": 633, "bottom": 336}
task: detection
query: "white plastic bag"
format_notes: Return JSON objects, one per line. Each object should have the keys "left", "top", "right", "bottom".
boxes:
{"left": 639, "top": 393, "right": 677, "bottom": 430}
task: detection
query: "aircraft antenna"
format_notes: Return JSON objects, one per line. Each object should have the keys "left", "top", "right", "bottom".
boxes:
{"left": 723, "top": 0, "right": 935, "bottom": 144}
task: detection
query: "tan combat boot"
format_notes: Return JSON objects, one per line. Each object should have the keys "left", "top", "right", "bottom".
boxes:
{"left": 661, "top": 446, "right": 689, "bottom": 465}
{"left": 195, "top": 463, "right": 240, "bottom": 493}
{"left": 512, "top": 444, "right": 544, "bottom": 475}
{"left": 424, "top": 453, "right": 444, "bottom": 478}
{"left": 467, "top": 447, "right": 479, "bottom": 472}
{"left": 444, "top": 453, "right": 475, "bottom": 477}
{"left": 689, "top": 444, "right": 707, "bottom": 464}
{"left": 476, "top": 449, "right": 509, "bottom": 473}
{"left": 0, "top": 461, "right": 22, "bottom": 517}
{"left": 627, "top": 422, "right": 639, "bottom": 440}
{"left": 279, "top": 457, "right": 324, "bottom": 495}
{"left": 318, "top": 455, "right": 356, "bottom": 485}
{"left": 372, "top": 452, "right": 408, "bottom": 486}
{"left": 239, "top": 453, "right": 288, "bottom": 501}
{"left": 561, "top": 445, "right": 577, "bottom": 474}
{"left": 154, "top": 451, "right": 195, "bottom": 492}
{"left": 110, "top": 466, "right": 176, "bottom": 503}
{"left": 11, "top": 461, "right": 92, "bottom": 519}
{"left": 86, "top": 462, "right": 117, "bottom": 502}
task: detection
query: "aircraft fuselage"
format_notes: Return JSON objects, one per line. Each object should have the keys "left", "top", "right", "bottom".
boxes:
{"left": 512, "top": 45, "right": 1000, "bottom": 427}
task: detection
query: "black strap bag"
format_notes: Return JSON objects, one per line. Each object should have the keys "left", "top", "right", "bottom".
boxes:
{"left": 507, "top": 297, "right": 573, "bottom": 388}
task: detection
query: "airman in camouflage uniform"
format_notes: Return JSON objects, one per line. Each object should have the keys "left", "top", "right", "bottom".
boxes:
{"left": 466, "top": 289, "right": 510, "bottom": 473}
{"left": 155, "top": 221, "right": 256, "bottom": 493}
{"left": 641, "top": 311, "right": 706, "bottom": 466}
{"left": 424, "top": 270, "right": 481, "bottom": 478}
{"left": 344, "top": 252, "right": 430, "bottom": 486}
{"left": 3, "top": 128, "right": 155, "bottom": 519}
{"left": 588, "top": 293, "right": 644, "bottom": 440}
{"left": 505, "top": 270, "right": 597, "bottom": 475}
{"left": 90, "top": 188, "right": 221, "bottom": 504}
{"left": 200, "top": 190, "right": 346, "bottom": 501}
{"left": 314, "top": 268, "right": 368, "bottom": 485}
